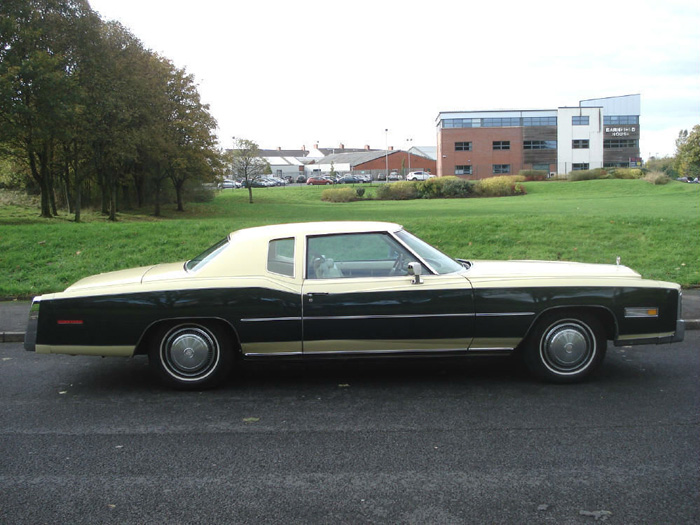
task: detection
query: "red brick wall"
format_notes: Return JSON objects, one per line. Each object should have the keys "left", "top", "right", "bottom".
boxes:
{"left": 438, "top": 128, "right": 525, "bottom": 179}
{"left": 355, "top": 152, "right": 436, "bottom": 174}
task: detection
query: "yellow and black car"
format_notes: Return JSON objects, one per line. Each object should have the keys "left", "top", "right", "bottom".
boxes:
{"left": 25, "top": 222, "right": 685, "bottom": 389}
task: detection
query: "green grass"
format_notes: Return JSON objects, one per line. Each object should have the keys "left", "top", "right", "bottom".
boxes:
{"left": 1, "top": 179, "right": 698, "bottom": 298}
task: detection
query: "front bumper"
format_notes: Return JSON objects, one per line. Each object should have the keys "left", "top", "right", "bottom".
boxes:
{"left": 614, "top": 319, "right": 685, "bottom": 347}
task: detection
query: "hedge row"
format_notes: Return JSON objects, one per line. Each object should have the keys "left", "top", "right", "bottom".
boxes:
{"left": 373, "top": 176, "right": 526, "bottom": 201}
{"left": 567, "top": 167, "right": 645, "bottom": 181}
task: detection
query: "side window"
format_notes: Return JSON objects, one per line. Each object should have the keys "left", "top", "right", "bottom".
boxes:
{"left": 306, "top": 233, "right": 426, "bottom": 279}
{"left": 267, "top": 238, "right": 295, "bottom": 277}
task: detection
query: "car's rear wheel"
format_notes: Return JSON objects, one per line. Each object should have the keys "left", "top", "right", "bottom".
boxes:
{"left": 523, "top": 311, "right": 606, "bottom": 383}
{"left": 149, "top": 322, "right": 233, "bottom": 389}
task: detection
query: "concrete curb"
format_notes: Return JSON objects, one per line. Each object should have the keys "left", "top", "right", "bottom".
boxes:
{"left": 1, "top": 332, "right": 24, "bottom": 343}
{"left": 686, "top": 319, "right": 700, "bottom": 331}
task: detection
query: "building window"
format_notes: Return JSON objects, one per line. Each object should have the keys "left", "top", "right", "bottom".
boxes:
{"left": 493, "top": 164, "right": 510, "bottom": 174}
{"left": 442, "top": 118, "right": 476, "bottom": 128}
{"left": 604, "top": 139, "right": 639, "bottom": 149}
{"left": 533, "top": 164, "right": 550, "bottom": 171}
{"left": 572, "top": 163, "right": 590, "bottom": 171}
{"left": 572, "top": 139, "right": 590, "bottom": 149}
{"left": 523, "top": 116, "right": 557, "bottom": 126}
{"left": 572, "top": 116, "right": 590, "bottom": 125}
{"left": 524, "top": 140, "right": 556, "bottom": 150}
{"left": 604, "top": 115, "right": 639, "bottom": 125}
{"left": 455, "top": 142, "right": 472, "bottom": 151}
{"left": 455, "top": 165, "right": 472, "bottom": 175}
{"left": 483, "top": 117, "right": 520, "bottom": 127}
{"left": 493, "top": 141, "right": 510, "bottom": 150}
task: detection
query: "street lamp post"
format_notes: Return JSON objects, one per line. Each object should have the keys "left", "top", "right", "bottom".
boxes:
{"left": 406, "top": 138, "right": 413, "bottom": 175}
{"left": 385, "top": 128, "right": 389, "bottom": 179}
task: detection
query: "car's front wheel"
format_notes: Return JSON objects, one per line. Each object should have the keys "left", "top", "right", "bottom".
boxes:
{"left": 523, "top": 312, "right": 606, "bottom": 383}
{"left": 149, "top": 322, "right": 234, "bottom": 389}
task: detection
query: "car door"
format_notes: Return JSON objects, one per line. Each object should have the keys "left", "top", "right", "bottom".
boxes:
{"left": 301, "top": 232, "right": 475, "bottom": 355}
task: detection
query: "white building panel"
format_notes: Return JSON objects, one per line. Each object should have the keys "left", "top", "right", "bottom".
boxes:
{"left": 580, "top": 94, "right": 640, "bottom": 116}
{"left": 557, "top": 107, "right": 604, "bottom": 173}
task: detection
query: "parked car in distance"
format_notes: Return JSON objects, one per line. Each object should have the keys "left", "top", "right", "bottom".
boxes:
{"left": 336, "top": 175, "right": 366, "bottom": 184}
{"left": 406, "top": 171, "right": 433, "bottom": 181}
{"left": 219, "top": 179, "right": 241, "bottom": 189}
{"left": 265, "top": 176, "right": 287, "bottom": 186}
{"left": 296, "top": 175, "right": 307, "bottom": 183}
{"left": 306, "top": 177, "right": 334, "bottom": 185}
{"left": 25, "top": 221, "right": 685, "bottom": 389}
{"left": 388, "top": 171, "right": 401, "bottom": 181}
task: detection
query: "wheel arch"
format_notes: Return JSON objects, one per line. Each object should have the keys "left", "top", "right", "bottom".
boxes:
{"left": 520, "top": 305, "right": 618, "bottom": 349}
{"left": 134, "top": 317, "right": 242, "bottom": 357}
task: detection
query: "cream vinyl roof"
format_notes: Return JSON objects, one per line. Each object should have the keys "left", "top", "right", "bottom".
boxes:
{"left": 228, "top": 221, "right": 402, "bottom": 242}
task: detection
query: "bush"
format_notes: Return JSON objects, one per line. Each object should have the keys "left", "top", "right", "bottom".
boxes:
{"left": 518, "top": 169, "right": 548, "bottom": 181}
{"left": 644, "top": 171, "right": 671, "bottom": 185}
{"left": 185, "top": 182, "right": 216, "bottom": 203}
{"left": 411, "top": 176, "right": 475, "bottom": 199}
{"left": 567, "top": 168, "right": 610, "bottom": 181}
{"left": 416, "top": 176, "right": 449, "bottom": 198}
{"left": 441, "top": 177, "right": 475, "bottom": 198}
{"left": 321, "top": 187, "right": 358, "bottom": 202}
{"left": 475, "top": 175, "right": 527, "bottom": 197}
{"left": 355, "top": 187, "right": 365, "bottom": 198}
{"left": 612, "top": 168, "right": 644, "bottom": 179}
{"left": 375, "top": 181, "right": 420, "bottom": 200}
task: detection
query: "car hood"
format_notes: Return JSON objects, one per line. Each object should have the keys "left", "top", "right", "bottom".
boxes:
{"left": 465, "top": 260, "right": 641, "bottom": 280}
{"left": 65, "top": 262, "right": 187, "bottom": 292}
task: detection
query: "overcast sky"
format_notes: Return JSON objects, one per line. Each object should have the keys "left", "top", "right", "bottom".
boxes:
{"left": 88, "top": 0, "right": 699, "bottom": 158}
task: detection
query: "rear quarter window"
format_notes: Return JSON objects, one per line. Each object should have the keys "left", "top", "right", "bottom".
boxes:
{"left": 267, "top": 238, "right": 295, "bottom": 277}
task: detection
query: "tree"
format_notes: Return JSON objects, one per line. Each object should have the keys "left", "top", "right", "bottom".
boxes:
{"left": 675, "top": 125, "right": 700, "bottom": 179}
{"left": 645, "top": 156, "right": 678, "bottom": 178}
{"left": 0, "top": 0, "right": 221, "bottom": 219}
{"left": 230, "top": 139, "right": 269, "bottom": 204}
{"left": 161, "top": 62, "right": 218, "bottom": 212}
{"left": 0, "top": 0, "right": 91, "bottom": 217}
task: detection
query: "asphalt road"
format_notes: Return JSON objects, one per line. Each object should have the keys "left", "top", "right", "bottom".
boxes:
{"left": 1, "top": 336, "right": 698, "bottom": 524}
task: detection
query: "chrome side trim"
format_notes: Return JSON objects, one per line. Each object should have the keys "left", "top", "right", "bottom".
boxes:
{"left": 475, "top": 312, "right": 535, "bottom": 317}
{"left": 244, "top": 351, "right": 303, "bottom": 357}
{"left": 242, "top": 313, "right": 475, "bottom": 322}
{"left": 241, "top": 316, "right": 302, "bottom": 323}
{"left": 305, "top": 313, "right": 474, "bottom": 321}
{"left": 242, "top": 312, "right": 533, "bottom": 323}
{"left": 468, "top": 347, "right": 516, "bottom": 351}
{"left": 303, "top": 347, "right": 471, "bottom": 356}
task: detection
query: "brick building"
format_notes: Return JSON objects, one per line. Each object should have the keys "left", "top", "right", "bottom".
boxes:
{"left": 436, "top": 94, "right": 641, "bottom": 178}
{"left": 311, "top": 148, "right": 436, "bottom": 177}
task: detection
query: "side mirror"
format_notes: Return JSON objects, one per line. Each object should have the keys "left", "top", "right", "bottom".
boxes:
{"left": 407, "top": 262, "right": 423, "bottom": 285}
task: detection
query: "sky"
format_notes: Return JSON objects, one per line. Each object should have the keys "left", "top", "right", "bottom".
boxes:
{"left": 88, "top": 0, "right": 699, "bottom": 158}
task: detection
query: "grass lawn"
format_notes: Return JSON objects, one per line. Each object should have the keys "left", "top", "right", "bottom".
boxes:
{"left": 0, "top": 179, "right": 698, "bottom": 298}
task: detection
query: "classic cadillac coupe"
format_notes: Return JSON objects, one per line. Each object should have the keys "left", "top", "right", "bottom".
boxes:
{"left": 25, "top": 221, "right": 685, "bottom": 388}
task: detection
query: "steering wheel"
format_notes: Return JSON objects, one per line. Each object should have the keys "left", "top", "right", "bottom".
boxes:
{"left": 389, "top": 252, "right": 405, "bottom": 276}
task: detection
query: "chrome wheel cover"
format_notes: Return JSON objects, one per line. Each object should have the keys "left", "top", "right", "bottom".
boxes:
{"left": 160, "top": 325, "right": 220, "bottom": 381}
{"left": 540, "top": 320, "right": 596, "bottom": 375}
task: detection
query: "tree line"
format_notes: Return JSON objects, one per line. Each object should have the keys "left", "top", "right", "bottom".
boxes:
{"left": 0, "top": 0, "right": 223, "bottom": 221}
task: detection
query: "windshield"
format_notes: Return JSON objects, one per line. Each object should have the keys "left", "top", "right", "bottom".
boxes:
{"left": 185, "top": 237, "right": 229, "bottom": 271}
{"left": 394, "top": 230, "right": 464, "bottom": 275}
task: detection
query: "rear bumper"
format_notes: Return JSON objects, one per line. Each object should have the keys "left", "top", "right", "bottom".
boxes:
{"left": 23, "top": 298, "right": 40, "bottom": 352}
